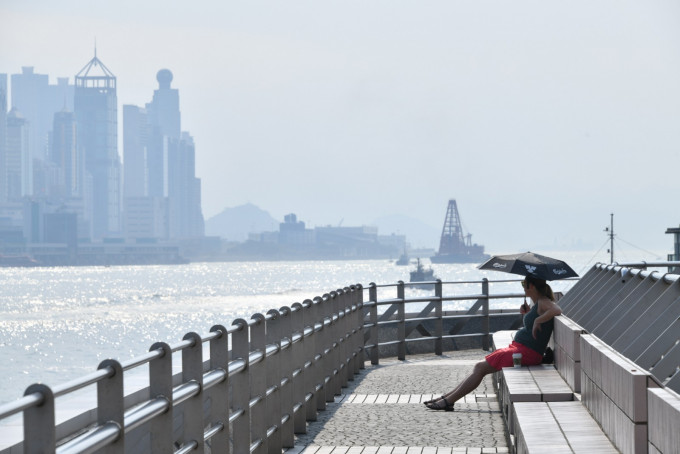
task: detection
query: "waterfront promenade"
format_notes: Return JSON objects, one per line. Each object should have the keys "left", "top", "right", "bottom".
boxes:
{"left": 288, "top": 351, "right": 510, "bottom": 454}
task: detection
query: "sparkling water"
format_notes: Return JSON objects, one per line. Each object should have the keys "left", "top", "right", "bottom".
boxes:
{"left": 0, "top": 252, "right": 621, "bottom": 407}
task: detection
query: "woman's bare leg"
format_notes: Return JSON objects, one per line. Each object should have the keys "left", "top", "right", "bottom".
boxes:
{"left": 426, "top": 360, "right": 497, "bottom": 408}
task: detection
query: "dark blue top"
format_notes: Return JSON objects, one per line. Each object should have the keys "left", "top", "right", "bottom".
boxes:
{"left": 513, "top": 303, "right": 554, "bottom": 354}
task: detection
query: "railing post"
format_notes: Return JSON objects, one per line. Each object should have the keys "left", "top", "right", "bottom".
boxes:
{"left": 328, "top": 291, "right": 342, "bottom": 398}
{"left": 301, "top": 299, "right": 318, "bottom": 422}
{"left": 148, "top": 342, "right": 173, "bottom": 453}
{"left": 265, "top": 309, "right": 283, "bottom": 454}
{"left": 231, "top": 319, "right": 250, "bottom": 454}
{"left": 97, "top": 359, "right": 125, "bottom": 453}
{"left": 368, "top": 283, "right": 379, "bottom": 365}
{"left": 250, "top": 313, "right": 267, "bottom": 454}
{"left": 209, "top": 325, "right": 230, "bottom": 453}
{"left": 435, "top": 279, "right": 443, "bottom": 356}
{"left": 312, "top": 296, "right": 327, "bottom": 411}
{"left": 337, "top": 289, "right": 350, "bottom": 389}
{"left": 397, "top": 280, "right": 406, "bottom": 360}
{"left": 289, "top": 302, "right": 308, "bottom": 432}
{"left": 354, "top": 284, "right": 365, "bottom": 372}
{"left": 482, "top": 278, "right": 490, "bottom": 351}
{"left": 180, "top": 332, "right": 204, "bottom": 453}
{"left": 341, "top": 287, "right": 354, "bottom": 382}
{"left": 277, "top": 306, "right": 296, "bottom": 447}
{"left": 23, "top": 384, "right": 55, "bottom": 454}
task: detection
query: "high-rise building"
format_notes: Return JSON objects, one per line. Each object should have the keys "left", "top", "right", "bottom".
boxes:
{"left": 167, "top": 133, "right": 204, "bottom": 238}
{"left": 123, "top": 105, "right": 148, "bottom": 198}
{"left": 123, "top": 104, "right": 168, "bottom": 239}
{"left": 147, "top": 69, "right": 180, "bottom": 140}
{"left": 124, "top": 69, "right": 203, "bottom": 240}
{"left": 9, "top": 68, "right": 75, "bottom": 201}
{"left": 74, "top": 53, "right": 121, "bottom": 238}
{"left": 11, "top": 67, "right": 48, "bottom": 163}
{"left": 0, "top": 74, "right": 7, "bottom": 201}
{"left": 5, "top": 107, "right": 30, "bottom": 199}
{"left": 145, "top": 69, "right": 180, "bottom": 198}
{"left": 51, "top": 110, "right": 78, "bottom": 197}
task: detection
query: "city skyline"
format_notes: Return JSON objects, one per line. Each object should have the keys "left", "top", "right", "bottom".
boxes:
{"left": 0, "top": 52, "right": 205, "bottom": 252}
{"left": 1, "top": 1, "right": 679, "bottom": 255}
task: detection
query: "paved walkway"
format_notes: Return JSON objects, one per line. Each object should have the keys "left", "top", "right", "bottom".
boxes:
{"left": 287, "top": 350, "right": 510, "bottom": 454}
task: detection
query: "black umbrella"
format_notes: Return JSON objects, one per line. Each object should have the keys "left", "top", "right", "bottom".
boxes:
{"left": 477, "top": 252, "right": 578, "bottom": 280}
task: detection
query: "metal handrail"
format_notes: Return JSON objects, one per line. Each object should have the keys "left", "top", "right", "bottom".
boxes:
{"left": 0, "top": 274, "right": 597, "bottom": 453}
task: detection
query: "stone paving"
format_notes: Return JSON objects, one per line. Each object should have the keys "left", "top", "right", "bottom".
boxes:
{"left": 287, "top": 351, "right": 510, "bottom": 454}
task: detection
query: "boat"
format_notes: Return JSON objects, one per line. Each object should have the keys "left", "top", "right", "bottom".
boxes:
{"left": 409, "top": 258, "right": 438, "bottom": 288}
{"left": 430, "top": 199, "right": 490, "bottom": 264}
{"left": 395, "top": 250, "right": 410, "bottom": 266}
{"left": 0, "top": 254, "right": 41, "bottom": 267}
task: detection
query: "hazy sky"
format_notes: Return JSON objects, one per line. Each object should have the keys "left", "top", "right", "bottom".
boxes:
{"left": 1, "top": 1, "right": 679, "bottom": 254}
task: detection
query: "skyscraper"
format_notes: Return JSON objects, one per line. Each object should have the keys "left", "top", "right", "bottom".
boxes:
{"left": 11, "top": 67, "right": 48, "bottom": 163}
{"left": 123, "top": 105, "right": 148, "bottom": 198}
{"left": 9, "top": 68, "right": 73, "bottom": 164}
{"left": 147, "top": 69, "right": 180, "bottom": 140}
{"left": 145, "top": 69, "right": 180, "bottom": 198}
{"left": 51, "top": 110, "right": 78, "bottom": 197}
{"left": 74, "top": 53, "right": 121, "bottom": 238}
{"left": 123, "top": 69, "right": 204, "bottom": 239}
{"left": 8, "top": 68, "right": 75, "bottom": 200}
{"left": 5, "top": 107, "right": 30, "bottom": 199}
{"left": 167, "top": 133, "right": 204, "bottom": 238}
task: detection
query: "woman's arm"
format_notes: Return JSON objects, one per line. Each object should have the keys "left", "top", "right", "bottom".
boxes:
{"left": 532, "top": 299, "right": 562, "bottom": 338}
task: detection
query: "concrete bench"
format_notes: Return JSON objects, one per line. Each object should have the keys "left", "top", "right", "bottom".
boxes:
{"left": 553, "top": 315, "right": 585, "bottom": 393}
{"left": 580, "top": 334, "right": 653, "bottom": 454}
{"left": 490, "top": 330, "right": 516, "bottom": 393}
{"left": 500, "top": 364, "right": 574, "bottom": 434}
{"left": 647, "top": 387, "right": 680, "bottom": 454}
{"left": 514, "top": 401, "right": 619, "bottom": 454}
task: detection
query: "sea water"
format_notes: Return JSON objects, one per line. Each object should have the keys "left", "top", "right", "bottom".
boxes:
{"left": 0, "top": 251, "right": 629, "bottom": 408}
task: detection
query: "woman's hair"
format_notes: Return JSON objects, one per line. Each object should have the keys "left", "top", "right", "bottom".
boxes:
{"left": 525, "top": 275, "right": 555, "bottom": 301}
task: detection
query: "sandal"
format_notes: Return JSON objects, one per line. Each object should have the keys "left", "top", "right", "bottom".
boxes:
{"left": 422, "top": 395, "right": 445, "bottom": 405}
{"left": 425, "top": 397, "right": 454, "bottom": 412}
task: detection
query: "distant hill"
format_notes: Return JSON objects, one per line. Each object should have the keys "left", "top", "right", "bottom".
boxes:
{"left": 205, "top": 204, "right": 280, "bottom": 241}
{"left": 371, "top": 214, "right": 440, "bottom": 249}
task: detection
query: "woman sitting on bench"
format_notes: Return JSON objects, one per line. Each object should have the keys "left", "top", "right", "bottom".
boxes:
{"left": 424, "top": 275, "right": 562, "bottom": 411}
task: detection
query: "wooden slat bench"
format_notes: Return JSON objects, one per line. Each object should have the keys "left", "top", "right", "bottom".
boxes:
{"left": 501, "top": 365, "right": 574, "bottom": 435}
{"left": 514, "top": 401, "right": 619, "bottom": 454}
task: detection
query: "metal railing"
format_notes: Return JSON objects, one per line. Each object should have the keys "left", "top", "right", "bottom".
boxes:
{"left": 362, "top": 279, "right": 541, "bottom": 364}
{"left": 558, "top": 262, "right": 680, "bottom": 393}
{"left": 0, "top": 277, "right": 555, "bottom": 453}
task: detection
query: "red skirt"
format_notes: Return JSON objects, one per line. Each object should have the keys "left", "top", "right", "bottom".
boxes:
{"left": 485, "top": 341, "right": 543, "bottom": 371}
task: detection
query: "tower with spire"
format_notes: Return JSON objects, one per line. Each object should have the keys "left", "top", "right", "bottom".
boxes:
{"left": 74, "top": 50, "right": 121, "bottom": 238}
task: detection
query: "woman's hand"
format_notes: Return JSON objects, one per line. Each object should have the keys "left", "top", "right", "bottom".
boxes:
{"left": 532, "top": 321, "right": 542, "bottom": 339}
{"left": 520, "top": 302, "right": 530, "bottom": 314}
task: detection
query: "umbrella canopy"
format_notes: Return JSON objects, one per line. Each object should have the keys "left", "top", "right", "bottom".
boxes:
{"left": 478, "top": 252, "right": 578, "bottom": 280}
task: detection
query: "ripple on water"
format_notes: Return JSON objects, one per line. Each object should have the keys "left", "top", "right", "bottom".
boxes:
{"left": 0, "top": 253, "right": 610, "bottom": 405}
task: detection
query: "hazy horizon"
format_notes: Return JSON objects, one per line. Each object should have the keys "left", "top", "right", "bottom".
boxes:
{"left": 2, "top": 0, "right": 679, "bottom": 254}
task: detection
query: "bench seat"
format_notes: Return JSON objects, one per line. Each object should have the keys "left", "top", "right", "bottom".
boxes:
{"left": 501, "top": 364, "right": 574, "bottom": 434}
{"left": 491, "top": 330, "right": 516, "bottom": 393}
{"left": 514, "top": 401, "right": 619, "bottom": 454}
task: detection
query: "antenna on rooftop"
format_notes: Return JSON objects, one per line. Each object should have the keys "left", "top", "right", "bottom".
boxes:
{"left": 604, "top": 213, "right": 615, "bottom": 264}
